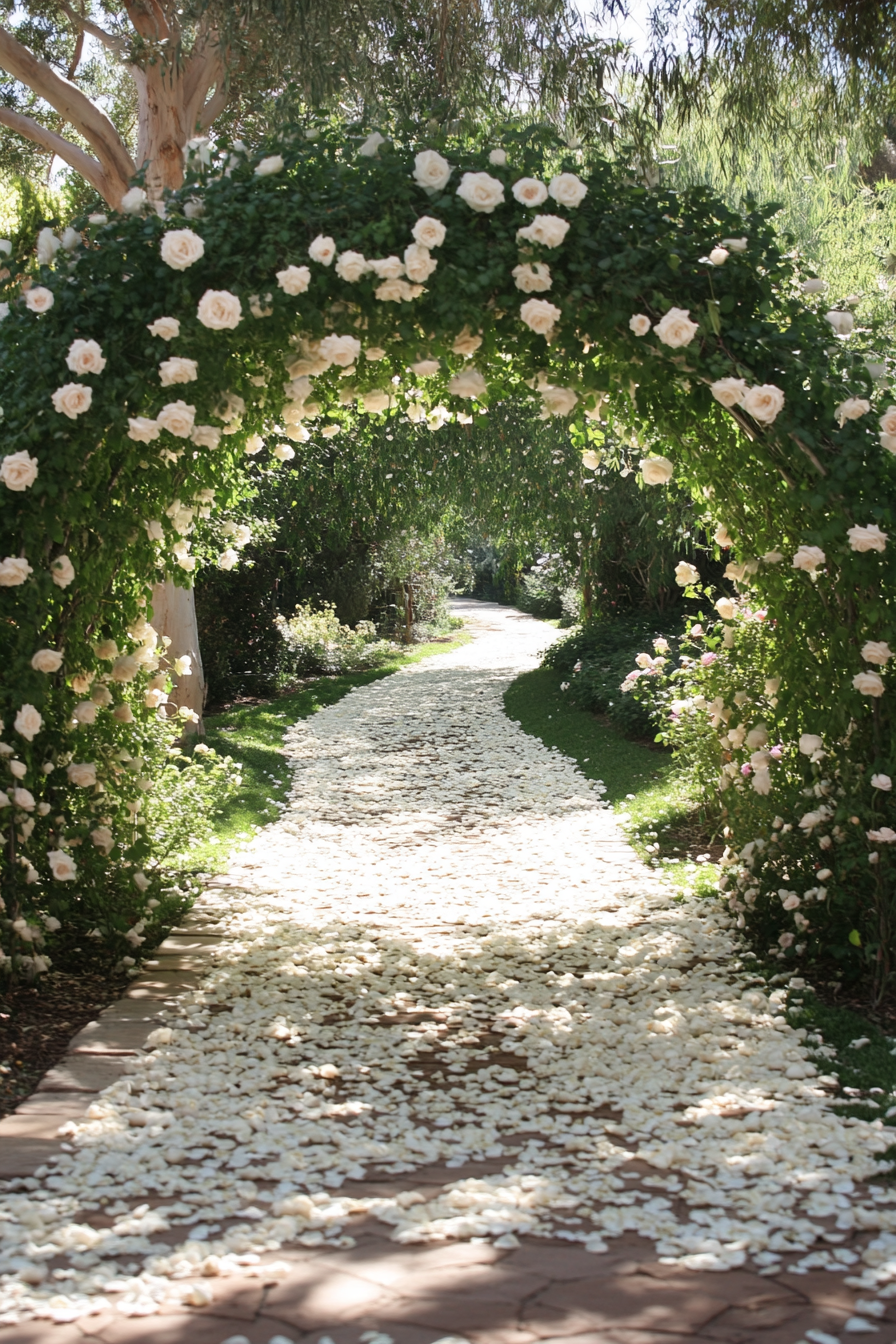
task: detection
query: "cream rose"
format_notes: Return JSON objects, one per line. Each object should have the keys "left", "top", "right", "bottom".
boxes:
{"left": 308, "top": 235, "right": 336, "bottom": 266}
{"left": 715, "top": 597, "right": 737, "bottom": 620}
{"left": 799, "top": 733, "right": 823, "bottom": 756}
{"left": 319, "top": 334, "right": 361, "bottom": 367}
{"left": 654, "top": 307, "right": 699, "bottom": 348}
{"left": 512, "top": 178, "right": 548, "bottom": 207}
{"left": 489, "top": 148, "right": 507, "bottom": 166}
{"left": 48, "top": 850, "right": 77, "bottom": 880}
{"left": 412, "top": 216, "right": 446, "bottom": 248}
{"left": 519, "top": 297, "right": 561, "bottom": 336}
{"left": 358, "top": 131, "right": 386, "bottom": 157}
{"left": 411, "top": 360, "right": 440, "bottom": 377}
{"left": 276, "top": 264, "right": 312, "bottom": 295}
{"left": 112, "top": 654, "right": 139, "bottom": 682}
{"left": 742, "top": 384, "right": 785, "bottom": 424}
{"left": 714, "top": 524, "right": 733, "bottom": 547}
{"left": 792, "top": 545, "right": 825, "bottom": 573}
{"left": 272, "top": 443, "right": 295, "bottom": 461}
{"left": 516, "top": 215, "right": 569, "bottom": 248}
{"left": 369, "top": 256, "right": 405, "bottom": 280}
{"left": 674, "top": 561, "right": 699, "bottom": 586}
{"left": 540, "top": 386, "right": 578, "bottom": 417}
{"left": 641, "top": 455, "right": 674, "bottom": 485}
{"left": 449, "top": 369, "right": 487, "bottom": 399}
{"left": 120, "top": 186, "right": 147, "bottom": 214}
{"left": 413, "top": 149, "right": 452, "bottom": 192}
{"left": 629, "top": 314, "right": 651, "bottom": 337}
{"left": 254, "top": 154, "right": 284, "bottom": 176}
{"left": 1, "top": 451, "right": 39, "bottom": 491}
{"left": 320, "top": 424, "right": 341, "bottom": 438}
{"left": 452, "top": 328, "right": 482, "bottom": 356}
{"left": 160, "top": 228, "right": 205, "bottom": 271}
{"left": 404, "top": 243, "right": 437, "bottom": 282}
{"left": 335, "top": 251, "right": 369, "bottom": 282}
{"left": 710, "top": 377, "right": 747, "bottom": 408}
{"left": 159, "top": 356, "right": 198, "bottom": 386}
{"left": 157, "top": 401, "right": 196, "bottom": 437}
{"left": 24, "top": 286, "right": 54, "bottom": 313}
{"left": 51, "top": 555, "right": 75, "bottom": 588}
{"left": 147, "top": 316, "right": 180, "bottom": 340}
{"left": 360, "top": 389, "right": 392, "bottom": 414}
{"left": 722, "top": 237, "right": 748, "bottom": 252}
{"left": 848, "top": 523, "right": 888, "bottom": 553}
{"left": 31, "top": 649, "right": 63, "bottom": 673}
{"left": 375, "top": 279, "right": 421, "bottom": 302}
{"left": 548, "top": 172, "right": 587, "bottom": 208}
{"left": 582, "top": 449, "right": 600, "bottom": 470}
{"left": 835, "top": 397, "right": 870, "bottom": 426}
{"left": 73, "top": 701, "right": 96, "bottom": 724}
{"left": 197, "top": 289, "right": 242, "bottom": 330}
{"left": 0, "top": 556, "right": 32, "bottom": 586}
{"left": 127, "top": 416, "right": 160, "bottom": 443}
{"left": 51, "top": 383, "right": 92, "bottom": 419}
{"left": 191, "top": 424, "right": 221, "bottom": 450}
{"left": 513, "top": 262, "right": 551, "bottom": 293}
{"left": 879, "top": 406, "right": 896, "bottom": 437}
{"left": 13, "top": 787, "right": 35, "bottom": 810}
{"left": 90, "top": 826, "right": 114, "bottom": 854}
{"left": 854, "top": 671, "right": 885, "bottom": 697}
{"left": 218, "top": 548, "right": 239, "bottom": 571}
{"left": 66, "top": 339, "right": 106, "bottom": 375}
{"left": 14, "top": 704, "right": 42, "bottom": 741}
{"left": 825, "top": 310, "right": 854, "bottom": 336}
{"left": 862, "top": 641, "right": 892, "bottom": 665}
{"left": 708, "top": 247, "right": 729, "bottom": 266}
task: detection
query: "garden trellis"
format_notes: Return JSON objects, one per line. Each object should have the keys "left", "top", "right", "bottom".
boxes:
{"left": 1, "top": 127, "right": 893, "bottom": 976}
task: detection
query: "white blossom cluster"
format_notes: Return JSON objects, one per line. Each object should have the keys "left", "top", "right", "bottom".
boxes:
{"left": 0, "top": 613, "right": 892, "bottom": 1327}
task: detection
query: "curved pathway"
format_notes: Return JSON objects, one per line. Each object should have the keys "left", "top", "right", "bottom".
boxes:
{"left": 0, "top": 602, "right": 894, "bottom": 1343}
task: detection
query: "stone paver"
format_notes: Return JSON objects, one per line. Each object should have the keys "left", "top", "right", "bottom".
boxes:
{"left": 0, "top": 602, "right": 894, "bottom": 1344}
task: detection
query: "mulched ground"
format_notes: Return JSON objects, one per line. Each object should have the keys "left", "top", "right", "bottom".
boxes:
{"left": 0, "top": 968, "right": 128, "bottom": 1119}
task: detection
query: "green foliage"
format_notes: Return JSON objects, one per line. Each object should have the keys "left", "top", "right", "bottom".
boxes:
{"left": 275, "top": 602, "right": 396, "bottom": 678}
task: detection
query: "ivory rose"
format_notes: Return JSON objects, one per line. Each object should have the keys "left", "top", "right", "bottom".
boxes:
{"left": 714, "top": 524, "right": 733, "bottom": 547}
{"left": 412, "top": 216, "right": 446, "bottom": 248}
{"left": 90, "top": 826, "right": 114, "bottom": 854}
{"left": 710, "top": 377, "right": 747, "bottom": 408}
{"left": 548, "top": 172, "right": 587, "bottom": 207}
{"left": 147, "top": 316, "right": 180, "bottom": 340}
{"left": 112, "top": 654, "right": 139, "bottom": 682}
{"left": 197, "top": 289, "right": 242, "bottom": 330}
{"left": 449, "top": 369, "right": 487, "bottom": 399}
{"left": 581, "top": 449, "right": 600, "bottom": 470}
{"left": 848, "top": 524, "right": 888, "bottom": 553}
{"left": 854, "top": 671, "right": 885, "bottom": 697}
{"left": 879, "top": 407, "right": 896, "bottom": 437}
{"left": 120, "top": 186, "right": 147, "bottom": 213}
{"left": 335, "top": 251, "right": 369, "bottom": 282}
{"left": 13, "top": 788, "right": 35, "bottom": 810}
{"left": 411, "top": 359, "right": 440, "bottom": 377}
{"left": 0, "top": 556, "right": 32, "bottom": 586}
{"left": 375, "top": 279, "right": 422, "bottom": 302}
{"left": 191, "top": 425, "right": 222, "bottom": 450}
{"left": 835, "top": 397, "right": 870, "bottom": 426}
{"left": 254, "top": 154, "right": 284, "bottom": 176}
{"left": 52, "top": 383, "right": 92, "bottom": 419}
{"left": 369, "top": 256, "right": 405, "bottom": 280}
{"left": 742, "top": 384, "right": 785, "bottom": 424}
{"left": 160, "top": 228, "right": 205, "bottom": 270}
{"left": 1, "top": 451, "right": 39, "bottom": 491}
{"left": 218, "top": 548, "right": 239, "bottom": 571}
{"left": 862, "top": 641, "right": 892, "bottom": 665}
{"left": 708, "top": 247, "right": 729, "bottom": 265}
{"left": 272, "top": 444, "right": 295, "bottom": 460}
{"left": 413, "top": 149, "right": 452, "bottom": 192}
{"left": 872, "top": 773, "right": 893, "bottom": 790}
{"left": 157, "top": 401, "right": 196, "bottom": 437}
{"left": 128, "top": 416, "right": 160, "bottom": 443}
{"left": 358, "top": 131, "right": 386, "bottom": 157}
{"left": 48, "top": 850, "right": 77, "bottom": 880}
{"left": 361, "top": 390, "right": 392, "bottom": 413}
{"left": 403, "top": 244, "right": 437, "bottom": 282}
{"left": 519, "top": 298, "right": 561, "bottom": 336}
{"left": 66, "top": 339, "right": 106, "bottom": 375}
{"left": 489, "top": 148, "right": 507, "bottom": 165}
{"left": 513, "top": 262, "right": 552, "bottom": 293}
{"left": 452, "top": 328, "right": 483, "bottom": 356}
{"left": 14, "top": 705, "right": 42, "bottom": 741}
{"left": 73, "top": 701, "right": 96, "bottom": 724}
{"left": 674, "top": 561, "right": 699, "bottom": 586}
{"left": 51, "top": 555, "right": 75, "bottom": 588}
{"left": 654, "top": 307, "right": 699, "bottom": 348}
{"left": 308, "top": 235, "right": 336, "bottom": 265}
{"left": 320, "top": 424, "right": 341, "bottom": 437}
{"left": 276, "top": 264, "right": 311, "bottom": 295}
{"left": 799, "top": 733, "right": 824, "bottom": 755}
{"left": 792, "top": 545, "right": 825, "bottom": 573}
{"left": 31, "top": 649, "right": 63, "bottom": 673}
{"left": 801, "top": 277, "right": 827, "bottom": 293}
{"left": 629, "top": 314, "right": 651, "bottom": 336}
{"left": 715, "top": 597, "right": 737, "bottom": 620}
{"left": 640, "top": 455, "right": 674, "bottom": 485}
{"left": 516, "top": 215, "right": 569, "bottom": 248}
{"left": 24, "top": 286, "right": 54, "bottom": 313}
{"left": 159, "top": 357, "right": 198, "bottom": 386}
{"left": 825, "top": 310, "right": 854, "bottom": 336}
{"left": 512, "top": 178, "right": 548, "bottom": 207}
{"left": 721, "top": 237, "right": 748, "bottom": 251}
{"left": 540, "top": 386, "right": 578, "bottom": 417}
{"left": 319, "top": 334, "right": 362, "bottom": 367}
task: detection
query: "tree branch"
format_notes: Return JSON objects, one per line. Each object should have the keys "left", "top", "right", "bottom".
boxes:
{"left": 198, "top": 78, "right": 231, "bottom": 131}
{"left": 58, "top": 2, "right": 127, "bottom": 57}
{"left": 122, "top": 0, "right": 172, "bottom": 42}
{"left": 0, "top": 23, "right": 135, "bottom": 199}
{"left": 0, "top": 105, "right": 127, "bottom": 203}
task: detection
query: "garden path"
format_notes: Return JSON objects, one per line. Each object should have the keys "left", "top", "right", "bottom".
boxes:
{"left": 0, "top": 601, "right": 894, "bottom": 1343}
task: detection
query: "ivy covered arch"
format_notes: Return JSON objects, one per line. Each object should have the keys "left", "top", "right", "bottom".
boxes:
{"left": 1, "top": 126, "right": 893, "bottom": 970}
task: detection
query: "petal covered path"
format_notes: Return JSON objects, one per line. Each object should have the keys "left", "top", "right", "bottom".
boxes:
{"left": 1, "top": 602, "right": 896, "bottom": 1343}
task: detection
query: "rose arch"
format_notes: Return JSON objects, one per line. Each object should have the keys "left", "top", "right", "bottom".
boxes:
{"left": 1, "top": 127, "right": 893, "bottom": 971}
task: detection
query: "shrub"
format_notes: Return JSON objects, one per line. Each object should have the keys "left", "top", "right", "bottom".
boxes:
{"left": 275, "top": 603, "right": 396, "bottom": 679}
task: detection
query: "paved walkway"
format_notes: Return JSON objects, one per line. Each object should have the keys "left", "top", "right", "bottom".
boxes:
{"left": 0, "top": 602, "right": 894, "bottom": 1343}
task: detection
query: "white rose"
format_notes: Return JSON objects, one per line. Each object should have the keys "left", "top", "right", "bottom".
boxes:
{"left": 722, "top": 237, "right": 748, "bottom": 252}
{"left": 197, "top": 289, "right": 242, "bottom": 330}
{"left": 413, "top": 149, "right": 452, "bottom": 192}
{"left": 254, "top": 154, "right": 284, "bottom": 176}
{"left": 48, "top": 850, "right": 77, "bottom": 880}
{"left": 512, "top": 178, "right": 548, "bottom": 207}
{"left": 319, "top": 334, "right": 362, "bottom": 367}
{"left": 710, "top": 377, "right": 747, "bottom": 408}
{"left": 14, "top": 704, "right": 42, "bottom": 741}
{"left": 375, "top": 278, "right": 422, "bottom": 302}
{"left": 752, "top": 768, "right": 772, "bottom": 796}
{"left": 762, "top": 550, "right": 784, "bottom": 564}
{"left": 452, "top": 328, "right": 482, "bottom": 356}
{"left": 173, "top": 654, "right": 192, "bottom": 676}
{"left": 801, "top": 277, "right": 827, "bottom": 294}
{"left": 157, "top": 401, "right": 196, "bottom": 437}
{"left": 112, "top": 654, "right": 139, "bottom": 682}
{"left": 540, "top": 385, "right": 578, "bottom": 417}
{"left": 880, "top": 407, "right": 896, "bottom": 437}
{"left": 249, "top": 293, "right": 274, "bottom": 318}
{"left": 449, "top": 369, "right": 487, "bottom": 399}
{"left": 93, "top": 638, "right": 118, "bottom": 660}
{"left": 548, "top": 172, "right": 587, "bottom": 208}
{"left": 308, "top": 235, "right": 336, "bottom": 266}
{"left": 825, "top": 310, "right": 854, "bottom": 336}
{"left": 218, "top": 392, "right": 245, "bottom": 423}
{"left": 654, "top": 307, "right": 699, "bottom": 348}
{"left": 714, "top": 524, "right": 733, "bottom": 547}
{"left": 513, "top": 262, "right": 551, "bottom": 293}
{"left": 67, "top": 761, "right": 96, "bottom": 787}
{"left": 516, "top": 215, "right": 569, "bottom": 248}
{"left": 120, "top": 186, "right": 147, "bottom": 214}
{"left": 412, "top": 216, "right": 447, "bottom": 249}
{"left": 272, "top": 443, "right": 295, "bottom": 460}
{"left": 276, "top": 264, "right": 311, "bottom": 295}
{"left": 358, "top": 131, "right": 386, "bottom": 158}
{"left": 1, "top": 451, "right": 39, "bottom": 491}
{"left": 73, "top": 701, "right": 97, "bottom": 724}
{"left": 31, "top": 649, "right": 63, "bottom": 673}
{"left": 52, "top": 382, "right": 93, "bottom": 419}
{"left": 629, "top": 314, "right": 651, "bottom": 337}
{"left": 13, "top": 787, "right": 35, "bottom": 810}
{"left": 369, "top": 256, "right": 405, "bottom": 280}
{"left": 244, "top": 433, "right": 264, "bottom": 455}
{"left": 489, "top": 148, "right": 507, "bottom": 166}
{"left": 581, "top": 449, "right": 600, "bottom": 470}
{"left": 335, "top": 251, "right": 369, "bottom": 282}
{"left": 742, "top": 384, "right": 785, "bottom": 424}
{"left": 66, "top": 339, "right": 106, "bottom": 375}
{"left": 411, "top": 360, "right": 440, "bottom": 376}
{"left": 160, "top": 228, "right": 205, "bottom": 271}
{"left": 792, "top": 545, "right": 825, "bottom": 573}
{"left": 519, "top": 297, "right": 561, "bottom": 336}
{"left": 834, "top": 397, "right": 871, "bottom": 427}
{"left": 360, "top": 389, "right": 392, "bottom": 413}
{"left": 127, "top": 417, "right": 160, "bottom": 443}
{"left": 708, "top": 247, "right": 729, "bottom": 266}
{"left": 715, "top": 597, "right": 737, "bottom": 620}
{"left": 854, "top": 671, "right": 885, "bottom": 697}
{"left": 51, "top": 554, "right": 75, "bottom": 588}
{"left": 191, "top": 424, "right": 221, "bottom": 450}
{"left": 862, "top": 641, "right": 892, "bottom": 665}
{"left": 232, "top": 524, "right": 252, "bottom": 547}
{"left": 0, "top": 556, "right": 32, "bottom": 586}
{"left": 320, "top": 424, "right": 341, "bottom": 437}
{"left": 872, "top": 773, "right": 892, "bottom": 790}
{"left": 640, "top": 455, "right": 674, "bottom": 485}
{"left": 403, "top": 243, "right": 437, "bottom": 282}
{"left": 90, "top": 826, "right": 114, "bottom": 854}
{"left": 848, "top": 523, "right": 888, "bottom": 553}
{"left": 182, "top": 198, "right": 204, "bottom": 220}
{"left": 674, "top": 561, "right": 699, "bottom": 586}
{"left": 24, "top": 285, "right": 54, "bottom": 313}
{"left": 159, "top": 356, "right": 198, "bottom": 386}
{"left": 218, "top": 548, "right": 239, "bottom": 570}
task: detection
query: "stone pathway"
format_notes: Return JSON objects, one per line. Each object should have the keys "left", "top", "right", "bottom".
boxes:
{"left": 1, "top": 601, "right": 895, "bottom": 1343}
